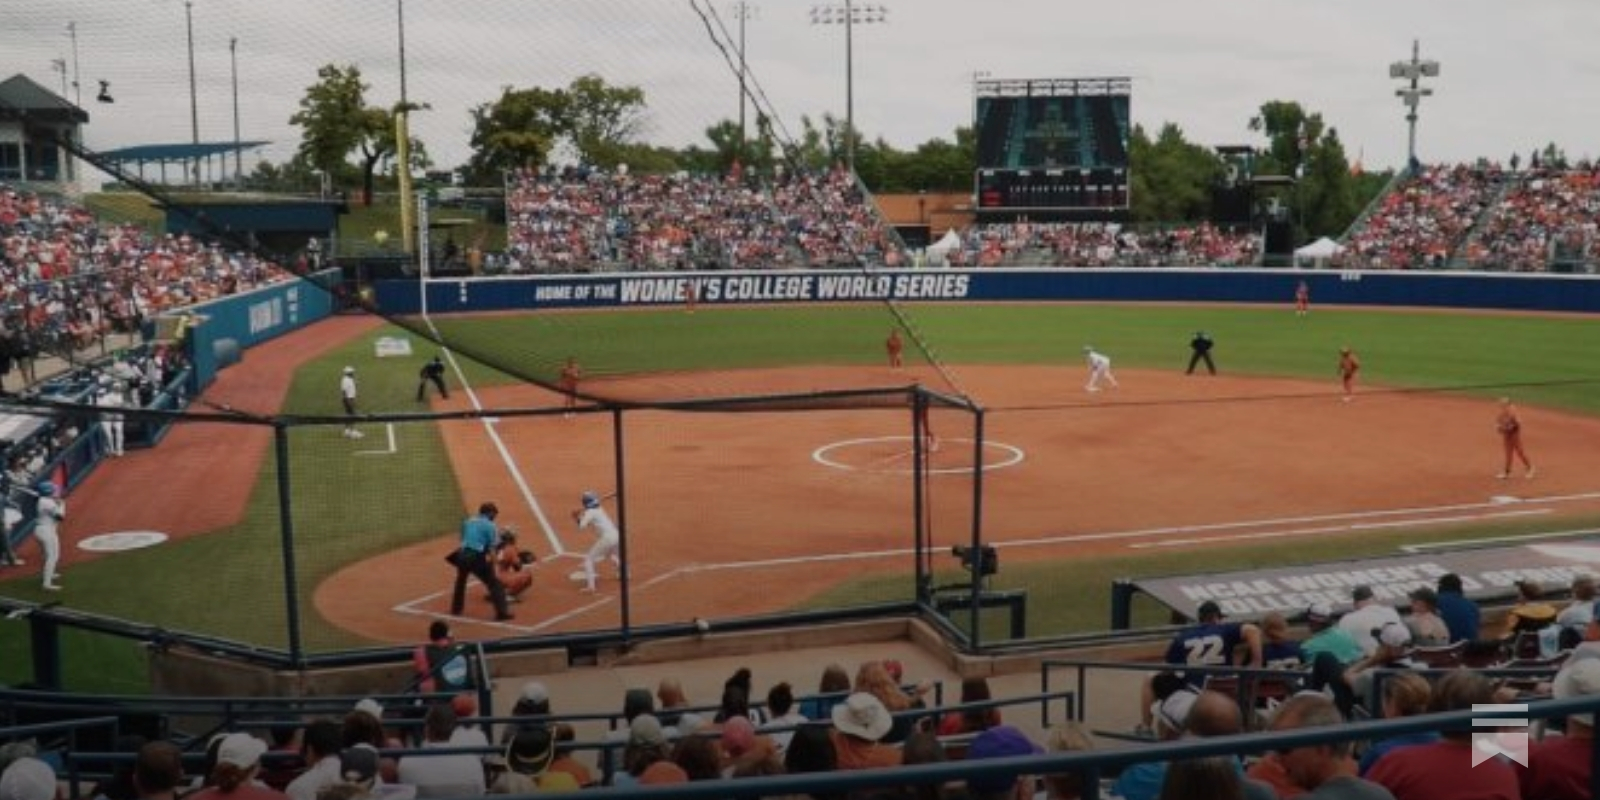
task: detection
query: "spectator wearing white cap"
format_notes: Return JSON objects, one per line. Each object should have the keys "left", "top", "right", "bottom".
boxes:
{"left": 1520, "top": 658, "right": 1600, "bottom": 800}
{"left": 1555, "top": 575, "right": 1596, "bottom": 646}
{"left": 186, "top": 734, "right": 284, "bottom": 800}
{"left": 1112, "top": 691, "right": 1275, "bottom": 800}
{"left": 0, "top": 757, "right": 57, "bottom": 800}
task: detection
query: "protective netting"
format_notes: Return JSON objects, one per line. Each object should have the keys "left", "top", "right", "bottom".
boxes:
{"left": 4, "top": 0, "right": 968, "bottom": 409}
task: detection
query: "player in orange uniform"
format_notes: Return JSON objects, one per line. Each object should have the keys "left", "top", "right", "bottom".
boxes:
{"left": 559, "top": 356, "right": 582, "bottom": 417}
{"left": 886, "top": 328, "right": 904, "bottom": 369}
{"left": 1295, "top": 281, "right": 1310, "bottom": 317}
{"left": 681, "top": 280, "right": 698, "bottom": 314}
{"left": 1496, "top": 397, "right": 1535, "bottom": 479}
{"left": 1337, "top": 346, "right": 1360, "bottom": 402}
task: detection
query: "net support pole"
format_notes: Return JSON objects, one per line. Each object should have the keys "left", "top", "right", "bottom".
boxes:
{"left": 911, "top": 390, "right": 927, "bottom": 602}
{"left": 613, "top": 407, "right": 631, "bottom": 640}
{"left": 275, "top": 422, "right": 306, "bottom": 665}
{"left": 967, "top": 408, "right": 986, "bottom": 650}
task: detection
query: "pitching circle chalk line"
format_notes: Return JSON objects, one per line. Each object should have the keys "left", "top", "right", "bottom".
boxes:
{"left": 812, "top": 436, "right": 1025, "bottom": 476}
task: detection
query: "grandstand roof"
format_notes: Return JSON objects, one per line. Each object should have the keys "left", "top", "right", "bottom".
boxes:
{"left": 0, "top": 74, "right": 89, "bottom": 124}
{"left": 99, "top": 141, "right": 270, "bottom": 164}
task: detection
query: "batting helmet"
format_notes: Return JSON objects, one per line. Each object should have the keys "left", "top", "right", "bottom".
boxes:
{"left": 343, "top": 366, "right": 356, "bottom": 375}
{"left": 581, "top": 491, "right": 600, "bottom": 509}
{"left": 36, "top": 481, "right": 57, "bottom": 497}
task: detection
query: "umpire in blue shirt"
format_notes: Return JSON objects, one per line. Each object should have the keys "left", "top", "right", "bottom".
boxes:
{"left": 1187, "top": 331, "right": 1216, "bottom": 375}
{"left": 451, "top": 502, "right": 513, "bottom": 621}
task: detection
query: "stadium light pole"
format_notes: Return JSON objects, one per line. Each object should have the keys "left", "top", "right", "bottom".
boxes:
{"left": 230, "top": 36, "right": 241, "bottom": 187}
{"left": 1389, "top": 38, "right": 1439, "bottom": 174}
{"left": 809, "top": 1, "right": 888, "bottom": 172}
{"left": 731, "top": 1, "right": 759, "bottom": 151}
{"left": 67, "top": 22, "right": 82, "bottom": 106}
{"left": 184, "top": 0, "right": 201, "bottom": 187}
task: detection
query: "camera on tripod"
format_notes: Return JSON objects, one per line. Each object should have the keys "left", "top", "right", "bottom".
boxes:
{"left": 951, "top": 544, "right": 998, "bottom": 577}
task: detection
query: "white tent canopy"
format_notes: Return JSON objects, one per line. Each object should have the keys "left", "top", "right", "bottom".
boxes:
{"left": 923, "top": 228, "right": 962, "bottom": 266}
{"left": 1295, "top": 236, "right": 1345, "bottom": 260}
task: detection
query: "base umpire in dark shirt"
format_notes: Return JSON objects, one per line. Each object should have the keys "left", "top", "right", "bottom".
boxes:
{"left": 417, "top": 355, "right": 450, "bottom": 401}
{"left": 1187, "top": 331, "right": 1216, "bottom": 375}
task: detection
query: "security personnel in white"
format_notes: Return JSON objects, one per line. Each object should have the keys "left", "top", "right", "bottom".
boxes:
{"left": 98, "top": 378, "right": 127, "bottom": 456}
{"left": 340, "top": 366, "right": 363, "bottom": 439}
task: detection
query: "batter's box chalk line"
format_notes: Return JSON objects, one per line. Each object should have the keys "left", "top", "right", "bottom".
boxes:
{"left": 811, "top": 436, "right": 1025, "bottom": 476}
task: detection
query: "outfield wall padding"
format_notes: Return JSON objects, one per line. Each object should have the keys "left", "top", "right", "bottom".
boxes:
{"left": 373, "top": 268, "right": 1600, "bottom": 316}
{"left": 176, "top": 269, "right": 340, "bottom": 390}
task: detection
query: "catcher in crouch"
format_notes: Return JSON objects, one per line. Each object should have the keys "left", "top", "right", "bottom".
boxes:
{"left": 492, "top": 528, "right": 536, "bottom": 602}
{"left": 572, "top": 490, "right": 621, "bottom": 593}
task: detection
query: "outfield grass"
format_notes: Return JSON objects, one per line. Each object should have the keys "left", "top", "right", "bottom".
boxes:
{"left": 430, "top": 304, "right": 1600, "bottom": 412}
{"left": 3, "top": 302, "right": 1599, "bottom": 691}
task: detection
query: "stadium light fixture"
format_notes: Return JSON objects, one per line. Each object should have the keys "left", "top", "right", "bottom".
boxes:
{"left": 809, "top": 0, "right": 889, "bottom": 172}
{"left": 1389, "top": 39, "right": 1440, "bottom": 173}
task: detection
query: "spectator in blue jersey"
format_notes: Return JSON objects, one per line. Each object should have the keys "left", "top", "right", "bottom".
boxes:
{"left": 1434, "top": 573, "right": 1481, "bottom": 643}
{"left": 1138, "top": 601, "right": 1262, "bottom": 734}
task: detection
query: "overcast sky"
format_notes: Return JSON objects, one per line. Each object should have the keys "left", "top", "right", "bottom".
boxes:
{"left": 7, "top": 0, "right": 1599, "bottom": 178}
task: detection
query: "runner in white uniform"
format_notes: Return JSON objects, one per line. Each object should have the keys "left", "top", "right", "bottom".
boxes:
{"left": 1084, "top": 346, "right": 1119, "bottom": 392}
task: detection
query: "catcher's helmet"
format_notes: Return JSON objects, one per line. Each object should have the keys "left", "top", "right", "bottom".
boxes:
{"left": 36, "top": 481, "right": 57, "bottom": 497}
{"left": 581, "top": 491, "right": 600, "bottom": 509}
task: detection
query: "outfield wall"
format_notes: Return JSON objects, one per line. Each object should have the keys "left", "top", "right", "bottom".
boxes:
{"left": 177, "top": 269, "right": 340, "bottom": 390}
{"left": 373, "top": 268, "right": 1600, "bottom": 316}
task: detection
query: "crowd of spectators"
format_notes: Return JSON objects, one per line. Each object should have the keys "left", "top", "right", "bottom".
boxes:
{"left": 503, "top": 165, "right": 906, "bottom": 272}
{"left": 1337, "top": 164, "right": 1505, "bottom": 271}
{"left": 0, "top": 183, "right": 294, "bottom": 369}
{"left": 1461, "top": 167, "right": 1600, "bottom": 272}
{"left": 947, "top": 221, "right": 1261, "bottom": 267}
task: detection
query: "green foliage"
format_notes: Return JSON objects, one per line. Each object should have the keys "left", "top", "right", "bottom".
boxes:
{"left": 465, "top": 75, "right": 649, "bottom": 180}
{"left": 1127, "top": 123, "right": 1224, "bottom": 223}
{"left": 1247, "top": 100, "right": 1366, "bottom": 240}
{"left": 288, "top": 64, "right": 410, "bottom": 206}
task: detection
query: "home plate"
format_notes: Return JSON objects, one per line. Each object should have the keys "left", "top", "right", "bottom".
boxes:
{"left": 568, "top": 570, "right": 587, "bottom": 582}
{"left": 1490, "top": 495, "right": 1522, "bottom": 504}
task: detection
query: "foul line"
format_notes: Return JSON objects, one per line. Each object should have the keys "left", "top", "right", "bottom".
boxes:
{"left": 353, "top": 423, "right": 398, "bottom": 456}
{"left": 1401, "top": 526, "right": 1600, "bottom": 553}
{"left": 423, "top": 319, "right": 565, "bottom": 556}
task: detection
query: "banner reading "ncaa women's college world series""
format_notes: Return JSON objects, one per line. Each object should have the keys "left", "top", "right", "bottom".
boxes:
{"left": 373, "top": 268, "right": 1600, "bottom": 316}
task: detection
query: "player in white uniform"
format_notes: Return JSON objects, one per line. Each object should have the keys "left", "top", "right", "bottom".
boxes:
{"left": 573, "top": 491, "right": 620, "bottom": 593}
{"left": 98, "top": 378, "right": 127, "bottom": 456}
{"left": 340, "top": 366, "right": 363, "bottom": 439}
{"left": 34, "top": 481, "right": 64, "bottom": 590}
{"left": 1084, "top": 346, "right": 1118, "bottom": 392}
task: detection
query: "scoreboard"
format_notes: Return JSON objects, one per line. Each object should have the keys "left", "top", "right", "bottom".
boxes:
{"left": 973, "top": 77, "right": 1131, "bottom": 213}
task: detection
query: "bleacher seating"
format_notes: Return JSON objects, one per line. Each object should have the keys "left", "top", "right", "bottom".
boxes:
{"left": 503, "top": 166, "right": 906, "bottom": 272}
{"left": 948, "top": 221, "right": 1260, "bottom": 267}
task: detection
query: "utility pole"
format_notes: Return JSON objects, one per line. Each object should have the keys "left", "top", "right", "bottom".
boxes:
{"left": 230, "top": 37, "right": 242, "bottom": 186}
{"left": 67, "top": 23, "right": 82, "bottom": 106}
{"left": 396, "top": 0, "right": 416, "bottom": 254}
{"left": 185, "top": 1, "right": 201, "bottom": 186}
{"left": 730, "top": 2, "right": 759, "bottom": 150}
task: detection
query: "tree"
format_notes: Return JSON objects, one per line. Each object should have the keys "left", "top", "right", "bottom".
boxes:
{"left": 565, "top": 74, "right": 648, "bottom": 169}
{"left": 1126, "top": 123, "right": 1223, "bottom": 223}
{"left": 465, "top": 85, "right": 568, "bottom": 184}
{"left": 1248, "top": 100, "right": 1365, "bottom": 240}
{"left": 288, "top": 64, "right": 407, "bottom": 206}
